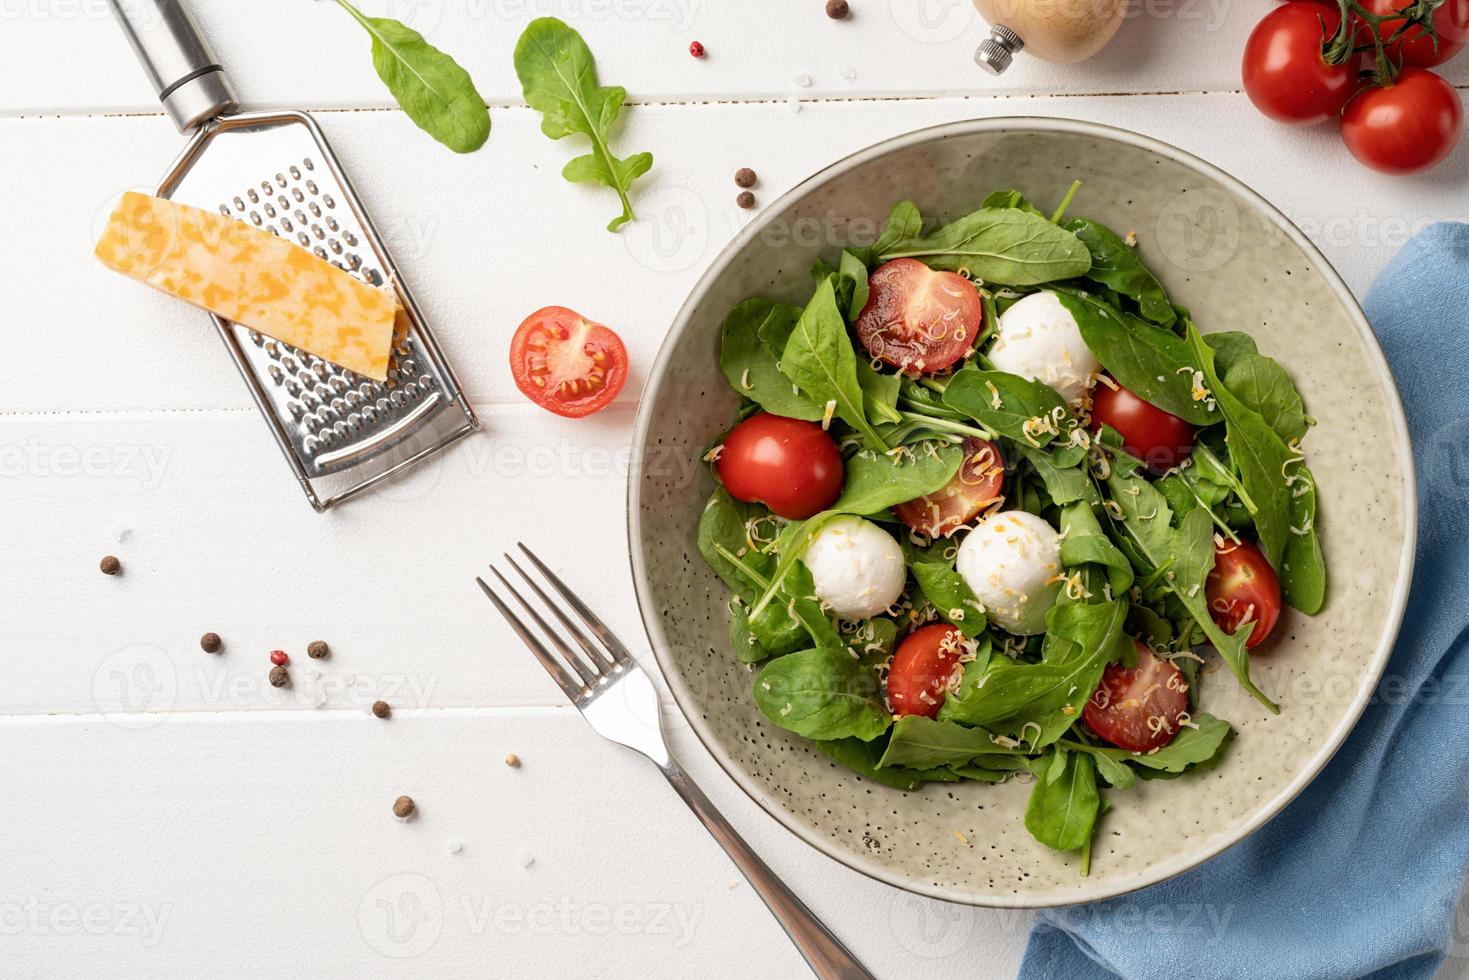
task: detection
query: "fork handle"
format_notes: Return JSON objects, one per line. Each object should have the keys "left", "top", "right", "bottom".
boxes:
{"left": 661, "top": 761, "right": 876, "bottom": 980}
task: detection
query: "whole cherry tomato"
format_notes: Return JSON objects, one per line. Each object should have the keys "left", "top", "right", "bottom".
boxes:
{"left": 716, "top": 413, "right": 844, "bottom": 520}
{"left": 1356, "top": 0, "right": 1469, "bottom": 68}
{"left": 1341, "top": 67, "right": 1464, "bottom": 174}
{"left": 1089, "top": 378, "right": 1196, "bottom": 475}
{"left": 1243, "top": 2, "right": 1359, "bottom": 124}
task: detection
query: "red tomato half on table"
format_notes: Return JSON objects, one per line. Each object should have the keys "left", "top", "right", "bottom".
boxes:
{"left": 887, "top": 624, "right": 966, "bottom": 719}
{"left": 1083, "top": 641, "right": 1190, "bottom": 753}
{"left": 1243, "top": 2, "right": 1358, "bottom": 124}
{"left": 854, "top": 258, "right": 982, "bottom": 374}
{"left": 893, "top": 437, "right": 1004, "bottom": 537}
{"left": 1205, "top": 537, "right": 1283, "bottom": 649}
{"left": 510, "top": 306, "right": 628, "bottom": 418}
{"left": 1089, "top": 378, "right": 1196, "bottom": 474}
{"left": 1341, "top": 67, "right": 1464, "bottom": 174}
{"left": 716, "top": 413, "right": 844, "bottom": 520}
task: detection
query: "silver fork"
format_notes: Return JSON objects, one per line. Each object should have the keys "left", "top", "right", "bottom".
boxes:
{"left": 478, "top": 544, "right": 876, "bottom": 980}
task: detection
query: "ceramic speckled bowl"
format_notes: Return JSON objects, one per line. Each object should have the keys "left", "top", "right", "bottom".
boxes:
{"left": 627, "top": 118, "right": 1415, "bottom": 907}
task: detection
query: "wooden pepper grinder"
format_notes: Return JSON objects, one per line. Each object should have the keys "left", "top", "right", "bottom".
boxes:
{"left": 972, "top": 0, "right": 1128, "bottom": 74}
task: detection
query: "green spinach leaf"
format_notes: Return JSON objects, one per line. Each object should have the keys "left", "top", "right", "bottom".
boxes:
{"left": 514, "top": 17, "right": 652, "bottom": 231}
{"left": 1053, "top": 289, "right": 1217, "bottom": 426}
{"left": 1024, "top": 748, "right": 1101, "bottom": 852}
{"left": 1059, "top": 501, "right": 1134, "bottom": 593}
{"left": 719, "top": 299, "right": 825, "bottom": 420}
{"left": 1204, "top": 331, "right": 1259, "bottom": 376}
{"left": 1064, "top": 713, "right": 1231, "bottom": 774}
{"left": 877, "top": 207, "right": 1092, "bottom": 286}
{"left": 816, "top": 737, "right": 958, "bottom": 790}
{"left": 753, "top": 647, "right": 891, "bottom": 741}
{"left": 942, "top": 368, "right": 1071, "bottom": 447}
{"left": 333, "top": 1, "right": 489, "bottom": 153}
{"left": 878, "top": 715, "right": 1026, "bottom": 770}
{"left": 1224, "top": 353, "right": 1310, "bottom": 445}
{"left": 780, "top": 278, "right": 889, "bottom": 451}
{"left": 1064, "top": 218, "right": 1175, "bottom": 326}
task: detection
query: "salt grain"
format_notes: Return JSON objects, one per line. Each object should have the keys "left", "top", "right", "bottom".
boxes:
{"left": 515, "top": 849, "right": 535, "bottom": 869}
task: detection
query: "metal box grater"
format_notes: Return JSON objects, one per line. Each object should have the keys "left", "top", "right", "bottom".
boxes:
{"left": 107, "top": 0, "right": 478, "bottom": 510}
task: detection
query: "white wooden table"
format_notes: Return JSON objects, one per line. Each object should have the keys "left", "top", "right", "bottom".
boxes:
{"left": 3, "top": 2, "right": 1467, "bottom": 976}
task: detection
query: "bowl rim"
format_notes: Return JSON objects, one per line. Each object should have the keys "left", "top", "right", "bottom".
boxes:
{"left": 626, "top": 115, "right": 1417, "bottom": 908}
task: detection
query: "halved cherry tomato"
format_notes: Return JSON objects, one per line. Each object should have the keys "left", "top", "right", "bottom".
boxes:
{"left": 1089, "top": 378, "right": 1195, "bottom": 475}
{"left": 510, "top": 306, "right": 628, "bottom": 418}
{"left": 1243, "top": 2, "right": 1359, "bottom": 125}
{"left": 1356, "top": 0, "right": 1469, "bottom": 68}
{"left": 1205, "top": 538, "right": 1282, "bottom": 649}
{"left": 887, "top": 624, "right": 966, "bottom": 719}
{"left": 1083, "top": 641, "right": 1190, "bottom": 753}
{"left": 893, "top": 437, "right": 1004, "bottom": 537}
{"left": 1341, "top": 67, "right": 1464, "bottom": 175}
{"left": 854, "top": 258, "right": 982, "bottom": 374}
{"left": 716, "top": 413, "right": 843, "bottom": 520}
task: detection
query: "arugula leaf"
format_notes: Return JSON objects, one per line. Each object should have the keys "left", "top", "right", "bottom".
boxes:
{"left": 878, "top": 715, "right": 1026, "bottom": 770}
{"left": 877, "top": 207, "right": 1092, "bottom": 285}
{"left": 816, "top": 737, "right": 958, "bottom": 790}
{"left": 333, "top": 1, "right": 489, "bottom": 153}
{"left": 1020, "top": 445, "right": 1096, "bottom": 506}
{"left": 753, "top": 647, "right": 891, "bottom": 741}
{"left": 1186, "top": 323, "right": 1296, "bottom": 570}
{"left": 903, "top": 540, "right": 987, "bottom": 638}
{"left": 1224, "top": 353, "right": 1310, "bottom": 445}
{"left": 1063, "top": 713, "right": 1232, "bottom": 774}
{"left": 1105, "top": 462, "right": 1279, "bottom": 712}
{"left": 1059, "top": 501, "right": 1134, "bottom": 592}
{"left": 839, "top": 250, "right": 871, "bottom": 321}
{"left": 1024, "top": 748, "right": 1101, "bottom": 852}
{"left": 780, "top": 561, "right": 848, "bottom": 653}
{"left": 755, "top": 301, "right": 802, "bottom": 357}
{"left": 942, "top": 367, "right": 1071, "bottom": 447}
{"left": 1053, "top": 289, "right": 1217, "bottom": 426}
{"left": 780, "top": 279, "right": 889, "bottom": 451}
{"left": 697, "top": 488, "right": 766, "bottom": 599}
{"left": 719, "top": 299, "right": 824, "bottom": 421}
{"left": 1064, "top": 218, "right": 1175, "bottom": 326}
{"left": 514, "top": 18, "right": 652, "bottom": 231}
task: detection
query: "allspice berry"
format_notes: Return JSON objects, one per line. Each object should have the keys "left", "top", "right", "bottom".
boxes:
{"left": 307, "top": 640, "right": 329, "bottom": 659}
{"left": 200, "top": 632, "right": 222, "bottom": 654}
{"left": 393, "top": 795, "right": 416, "bottom": 819}
{"left": 734, "top": 167, "right": 757, "bottom": 188}
{"left": 268, "top": 665, "right": 290, "bottom": 688}
{"left": 372, "top": 700, "right": 391, "bottom": 719}
{"left": 826, "top": 0, "right": 850, "bottom": 18}
{"left": 505, "top": 753, "right": 521, "bottom": 768}
{"left": 99, "top": 555, "right": 121, "bottom": 576}
{"left": 736, "top": 191, "right": 756, "bottom": 209}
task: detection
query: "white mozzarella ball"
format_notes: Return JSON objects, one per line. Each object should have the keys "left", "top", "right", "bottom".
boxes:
{"left": 988, "top": 291, "right": 1101, "bottom": 406}
{"left": 803, "top": 516, "right": 906, "bottom": 620}
{"left": 955, "top": 510, "right": 1063, "bottom": 635}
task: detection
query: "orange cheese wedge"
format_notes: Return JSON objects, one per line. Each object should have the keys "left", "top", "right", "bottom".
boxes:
{"left": 94, "top": 191, "right": 397, "bottom": 381}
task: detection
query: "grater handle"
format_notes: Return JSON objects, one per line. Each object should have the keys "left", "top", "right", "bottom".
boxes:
{"left": 105, "top": 0, "right": 239, "bottom": 132}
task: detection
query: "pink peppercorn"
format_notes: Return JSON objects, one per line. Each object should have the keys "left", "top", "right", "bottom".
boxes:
{"left": 270, "top": 650, "right": 289, "bottom": 667}
{"left": 689, "top": 40, "right": 706, "bottom": 58}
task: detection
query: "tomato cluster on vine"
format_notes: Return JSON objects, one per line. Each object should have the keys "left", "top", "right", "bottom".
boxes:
{"left": 1243, "top": 0, "right": 1467, "bottom": 174}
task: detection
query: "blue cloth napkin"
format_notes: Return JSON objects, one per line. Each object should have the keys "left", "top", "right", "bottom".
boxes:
{"left": 1019, "top": 222, "right": 1469, "bottom": 980}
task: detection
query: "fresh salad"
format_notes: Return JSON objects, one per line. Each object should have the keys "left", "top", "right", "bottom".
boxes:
{"left": 697, "top": 184, "right": 1327, "bottom": 872}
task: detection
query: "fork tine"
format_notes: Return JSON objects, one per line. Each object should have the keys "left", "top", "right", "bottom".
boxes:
{"left": 476, "top": 577, "right": 585, "bottom": 699}
{"left": 516, "top": 543, "right": 633, "bottom": 666}
{"left": 489, "top": 567, "right": 600, "bottom": 687}
{"left": 504, "top": 554, "right": 615, "bottom": 674}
